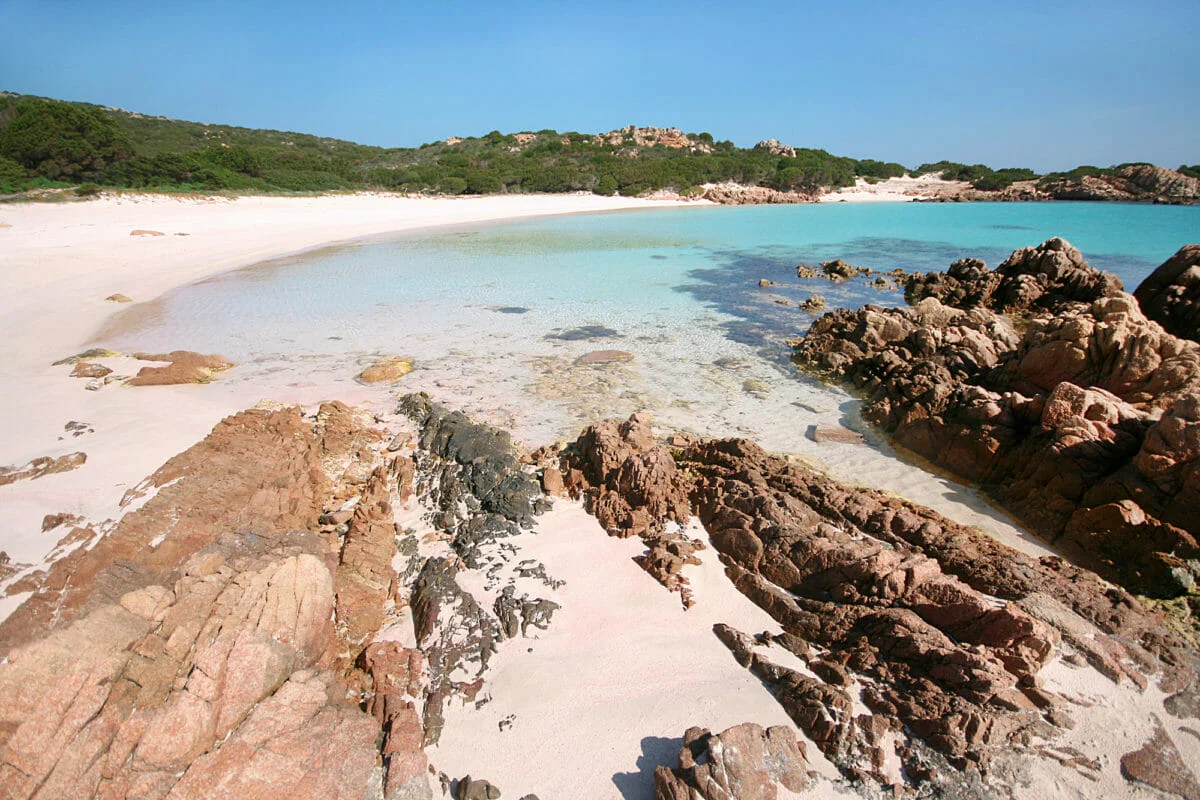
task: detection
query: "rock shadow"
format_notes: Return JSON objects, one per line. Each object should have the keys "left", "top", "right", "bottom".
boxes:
{"left": 611, "top": 735, "right": 684, "bottom": 800}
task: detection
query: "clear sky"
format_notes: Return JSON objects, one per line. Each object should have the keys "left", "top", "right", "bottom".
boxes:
{"left": 2, "top": 0, "right": 1196, "bottom": 172}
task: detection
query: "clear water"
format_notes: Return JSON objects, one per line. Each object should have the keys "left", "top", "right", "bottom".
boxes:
{"left": 97, "top": 201, "right": 1198, "bottom": 552}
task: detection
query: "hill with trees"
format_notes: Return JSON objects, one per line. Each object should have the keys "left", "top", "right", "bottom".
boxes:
{"left": 0, "top": 92, "right": 1193, "bottom": 203}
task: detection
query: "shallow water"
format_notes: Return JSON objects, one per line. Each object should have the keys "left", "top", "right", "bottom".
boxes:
{"left": 97, "top": 201, "right": 1199, "bottom": 552}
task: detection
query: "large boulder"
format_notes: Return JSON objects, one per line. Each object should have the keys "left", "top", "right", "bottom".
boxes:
{"left": 654, "top": 723, "right": 810, "bottom": 800}
{"left": 1135, "top": 244, "right": 1200, "bottom": 343}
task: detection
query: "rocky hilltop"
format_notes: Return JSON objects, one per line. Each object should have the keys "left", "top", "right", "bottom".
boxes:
{"left": 1, "top": 391, "right": 1197, "bottom": 799}
{"left": 793, "top": 238, "right": 1200, "bottom": 601}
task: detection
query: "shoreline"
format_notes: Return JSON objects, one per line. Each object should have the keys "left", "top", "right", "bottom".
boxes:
{"left": 0, "top": 193, "right": 702, "bottom": 582}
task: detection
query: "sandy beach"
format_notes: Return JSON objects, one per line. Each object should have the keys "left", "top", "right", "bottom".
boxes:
{"left": 0, "top": 192, "right": 696, "bottom": 587}
{"left": 1, "top": 192, "right": 1196, "bottom": 800}
{"left": 818, "top": 174, "right": 969, "bottom": 202}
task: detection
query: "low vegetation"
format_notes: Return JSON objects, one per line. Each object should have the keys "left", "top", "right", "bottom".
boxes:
{"left": 0, "top": 92, "right": 1189, "bottom": 199}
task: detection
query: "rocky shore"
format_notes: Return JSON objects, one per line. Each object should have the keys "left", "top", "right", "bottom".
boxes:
{"left": 2, "top": 391, "right": 1197, "bottom": 799}
{"left": 792, "top": 238, "right": 1200, "bottom": 605}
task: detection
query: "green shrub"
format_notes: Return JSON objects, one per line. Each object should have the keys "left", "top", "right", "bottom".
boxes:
{"left": 75, "top": 182, "right": 102, "bottom": 197}
{"left": 593, "top": 174, "right": 618, "bottom": 195}
{"left": 854, "top": 159, "right": 907, "bottom": 180}
{"left": 439, "top": 176, "right": 468, "bottom": 195}
{"left": 0, "top": 154, "right": 29, "bottom": 193}
{"left": 972, "top": 167, "right": 1038, "bottom": 191}
{"left": 0, "top": 97, "right": 132, "bottom": 181}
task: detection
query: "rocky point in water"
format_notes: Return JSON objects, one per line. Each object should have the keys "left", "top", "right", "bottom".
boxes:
{"left": 792, "top": 237, "right": 1200, "bottom": 600}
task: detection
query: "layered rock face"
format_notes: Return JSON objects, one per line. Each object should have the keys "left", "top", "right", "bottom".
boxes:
{"left": 1135, "top": 244, "right": 1200, "bottom": 343}
{"left": 0, "top": 403, "right": 414, "bottom": 799}
{"left": 794, "top": 238, "right": 1200, "bottom": 596}
{"left": 1041, "top": 164, "right": 1200, "bottom": 205}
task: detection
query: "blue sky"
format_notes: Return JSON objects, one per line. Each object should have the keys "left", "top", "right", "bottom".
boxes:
{"left": 2, "top": 0, "right": 1196, "bottom": 172}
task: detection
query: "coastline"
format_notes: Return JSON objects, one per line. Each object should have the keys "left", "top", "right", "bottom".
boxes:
{"left": 0, "top": 192, "right": 701, "bottom": 589}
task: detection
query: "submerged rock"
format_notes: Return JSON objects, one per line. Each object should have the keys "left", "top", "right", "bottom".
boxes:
{"left": 576, "top": 349, "right": 634, "bottom": 365}
{"left": 357, "top": 356, "right": 415, "bottom": 383}
{"left": 128, "top": 350, "right": 234, "bottom": 386}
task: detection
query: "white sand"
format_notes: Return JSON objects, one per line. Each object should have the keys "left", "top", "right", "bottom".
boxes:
{"left": 0, "top": 192, "right": 696, "bottom": 590}
{"left": 429, "top": 504, "right": 855, "bottom": 799}
{"left": 820, "top": 174, "right": 969, "bottom": 203}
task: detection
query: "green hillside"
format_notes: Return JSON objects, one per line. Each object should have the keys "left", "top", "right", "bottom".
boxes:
{"left": 0, "top": 91, "right": 1123, "bottom": 199}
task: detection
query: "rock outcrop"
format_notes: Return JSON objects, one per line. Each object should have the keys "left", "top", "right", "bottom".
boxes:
{"left": 562, "top": 414, "right": 701, "bottom": 607}
{"left": 754, "top": 139, "right": 797, "bottom": 158}
{"left": 0, "top": 451, "right": 86, "bottom": 486}
{"left": 905, "top": 237, "right": 1124, "bottom": 314}
{"left": 701, "top": 185, "right": 816, "bottom": 205}
{"left": 1041, "top": 165, "right": 1200, "bottom": 205}
{"left": 1135, "top": 244, "right": 1200, "bottom": 343}
{"left": 564, "top": 414, "right": 1192, "bottom": 786}
{"left": 654, "top": 723, "right": 811, "bottom": 800}
{"left": 593, "top": 126, "right": 713, "bottom": 153}
{"left": 0, "top": 404, "right": 405, "bottom": 799}
{"left": 795, "top": 239, "right": 1200, "bottom": 597}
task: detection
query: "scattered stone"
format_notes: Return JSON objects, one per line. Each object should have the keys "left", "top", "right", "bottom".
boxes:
{"left": 667, "top": 432, "right": 697, "bottom": 448}
{"left": 105, "top": 293, "right": 133, "bottom": 303}
{"left": 1120, "top": 715, "right": 1200, "bottom": 800}
{"left": 388, "top": 431, "right": 413, "bottom": 452}
{"left": 52, "top": 347, "right": 123, "bottom": 365}
{"left": 357, "top": 356, "right": 415, "bottom": 383}
{"left": 129, "top": 229, "right": 165, "bottom": 236}
{"left": 455, "top": 776, "right": 501, "bottom": 800}
{"left": 796, "top": 264, "right": 818, "bottom": 279}
{"left": 576, "top": 349, "right": 634, "bottom": 365}
{"left": 492, "top": 306, "right": 530, "bottom": 314}
{"left": 800, "top": 294, "right": 826, "bottom": 312}
{"left": 0, "top": 452, "right": 86, "bottom": 486}
{"left": 742, "top": 379, "right": 771, "bottom": 397}
{"left": 69, "top": 361, "right": 111, "bottom": 378}
{"left": 821, "top": 259, "right": 866, "bottom": 281}
{"left": 758, "top": 278, "right": 777, "bottom": 288}
{"left": 64, "top": 420, "right": 93, "bottom": 437}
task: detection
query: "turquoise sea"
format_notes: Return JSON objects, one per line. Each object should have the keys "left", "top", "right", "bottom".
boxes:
{"left": 98, "top": 200, "right": 1198, "bottom": 548}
